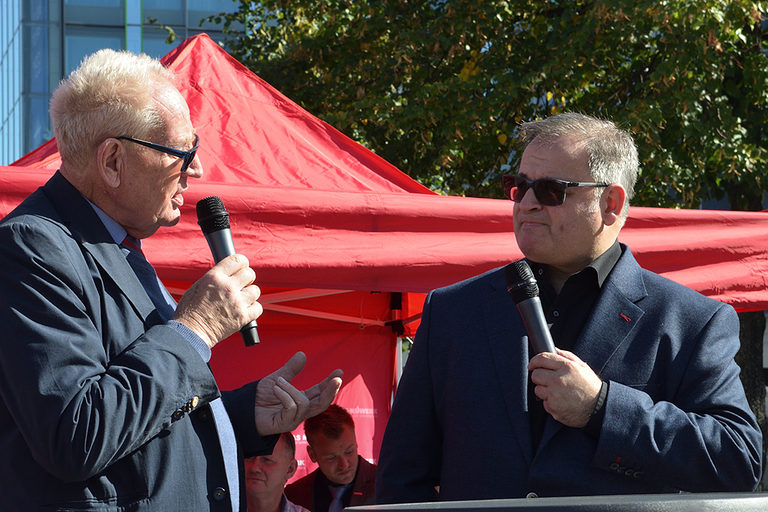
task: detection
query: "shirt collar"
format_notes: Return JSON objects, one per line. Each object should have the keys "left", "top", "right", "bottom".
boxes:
{"left": 587, "top": 240, "right": 622, "bottom": 288}
{"left": 529, "top": 240, "right": 622, "bottom": 290}
{"left": 87, "top": 200, "right": 128, "bottom": 246}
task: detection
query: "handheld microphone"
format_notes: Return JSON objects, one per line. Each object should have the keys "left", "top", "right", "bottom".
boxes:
{"left": 196, "top": 196, "right": 260, "bottom": 346}
{"left": 504, "top": 259, "right": 556, "bottom": 354}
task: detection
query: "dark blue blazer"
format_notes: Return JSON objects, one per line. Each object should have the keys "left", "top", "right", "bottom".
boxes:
{"left": 376, "top": 246, "right": 762, "bottom": 502}
{"left": 0, "top": 172, "right": 273, "bottom": 511}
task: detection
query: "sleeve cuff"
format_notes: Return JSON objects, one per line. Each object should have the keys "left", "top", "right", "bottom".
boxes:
{"left": 167, "top": 320, "right": 211, "bottom": 363}
{"left": 583, "top": 380, "right": 609, "bottom": 438}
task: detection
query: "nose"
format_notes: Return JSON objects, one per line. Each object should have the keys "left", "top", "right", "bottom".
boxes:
{"left": 185, "top": 153, "right": 204, "bottom": 179}
{"left": 516, "top": 185, "right": 541, "bottom": 210}
{"left": 338, "top": 457, "right": 350, "bottom": 470}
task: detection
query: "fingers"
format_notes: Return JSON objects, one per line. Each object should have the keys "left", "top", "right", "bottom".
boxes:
{"left": 528, "top": 351, "right": 602, "bottom": 427}
{"left": 529, "top": 350, "right": 584, "bottom": 386}
{"left": 275, "top": 377, "right": 309, "bottom": 418}
{"left": 213, "top": 254, "right": 258, "bottom": 298}
{"left": 253, "top": 354, "right": 343, "bottom": 436}
{"left": 256, "top": 384, "right": 295, "bottom": 436}
{"left": 273, "top": 352, "right": 307, "bottom": 383}
{"left": 303, "top": 369, "right": 343, "bottom": 401}
{"left": 216, "top": 253, "right": 254, "bottom": 278}
{"left": 174, "top": 253, "right": 261, "bottom": 348}
{"left": 302, "top": 372, "right": 343, "bottom": 420}
{"left": 311, "top": 374, "right": 343, "bottom": 415}
{"left": 267, "top": 376, "right": 311, "bottom": 434}
{"left": 527, "top": 351, "right": 563, "bottom": 372}
{"left": 555, "top": 349, "right": 580, "bottom": 362}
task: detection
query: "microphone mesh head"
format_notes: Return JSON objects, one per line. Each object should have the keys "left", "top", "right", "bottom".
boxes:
{"left": 504, "top": 259, "right": 540, "bottom": 303}
{"left": 196, "top": 196, "right": 230, "bottom": 233}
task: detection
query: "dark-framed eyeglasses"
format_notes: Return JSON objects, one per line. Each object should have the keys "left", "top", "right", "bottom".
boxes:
{"left": 116, "top": 133, "right": 199, "bottom": 174}
{"left": 502, "top": 174, "right": 610, "bottom": 206}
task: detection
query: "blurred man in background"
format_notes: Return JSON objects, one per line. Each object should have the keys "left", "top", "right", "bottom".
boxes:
{"left": 286, "top": 404, "right": 376, "bottom": 512}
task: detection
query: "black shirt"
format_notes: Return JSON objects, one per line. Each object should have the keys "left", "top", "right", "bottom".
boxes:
{"left": 526, "top": 241, "right": 622, "bottom": 449}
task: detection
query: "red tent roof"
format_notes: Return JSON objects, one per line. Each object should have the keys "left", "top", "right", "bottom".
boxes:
{"left": 4, "top": 33, "right": 768, "bottom": 312}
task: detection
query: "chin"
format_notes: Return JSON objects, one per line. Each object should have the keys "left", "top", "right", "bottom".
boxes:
{"left": 336, "top": 475, "right": 355, "bottom": 485}
{"left": 159, "top": 213, "right": 182, "bottom": 228}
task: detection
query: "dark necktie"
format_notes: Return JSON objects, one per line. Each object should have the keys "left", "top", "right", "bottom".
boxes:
{"left": 328, "top": 485, "right": 348, "bottom": 512}
{"left": 121, "top": 236, "right": 176, "bottom": 321}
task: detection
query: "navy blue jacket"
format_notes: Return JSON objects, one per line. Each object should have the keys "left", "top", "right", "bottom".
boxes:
{"left": 376, "top": 246, "right": 762, "bottom": 502}
{"left": 0, "top": 172, "right": 274, "bottom": 511}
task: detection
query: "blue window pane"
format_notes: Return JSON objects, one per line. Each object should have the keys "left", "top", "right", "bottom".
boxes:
{"left": 65, "top": 27, "right": 124, "bottom": 74}
{"left": 189, "top": 0, "right": 232, "bottom": 30}
{"left": 64, "top": 0, "right": 124, "bottom": 25}
{"left": 65, "top": 0, "right": 122, "bottom": 4}
{"left": 141, "top": 26, "right": 183, "bottom": 59}
{"left": 25, "top": 0, "right": 48, "bottom": 22}
{"left": 144, "top": 0, "right": 185, "bottom": 27}
{"left": 24, "top": 95, "right": 52, "bottom": 154}
{"left": 23, "top": 24, "right": 48, "bottom": 94}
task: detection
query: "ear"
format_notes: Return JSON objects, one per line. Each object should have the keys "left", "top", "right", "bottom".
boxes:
{"left": 306, "top": 445, "right": 317, "bottom": 463}
{"left": 287, "top": 459, "right": 298, "bottom": 479}
{"left": 601, "top": 184, "right": 626, "bottom": 227}
{"left": 96, "top": 138, "right": 124, "bottom": 189}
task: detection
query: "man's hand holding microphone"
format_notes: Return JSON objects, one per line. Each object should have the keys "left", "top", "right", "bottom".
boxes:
{"left": 173, "top": 196, "right": 342, "bottom": 436}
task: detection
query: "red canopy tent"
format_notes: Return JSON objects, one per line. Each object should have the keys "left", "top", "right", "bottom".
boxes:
{"left": 2, "top": 34, "right": 768, "bottom": 480}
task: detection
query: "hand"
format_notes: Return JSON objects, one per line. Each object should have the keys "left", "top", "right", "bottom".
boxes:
{"left": 173, "top": 254, "right": 262, "bottom": 348}
{"left": 254, "top": 352, "right": 343, "bottom": 436}
{"left": 528, "top": 349, "right": 602, "bottom": 428}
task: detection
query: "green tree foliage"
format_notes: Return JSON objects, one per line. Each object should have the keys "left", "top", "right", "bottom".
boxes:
{"left": 211, "top": 1, "right": 768, "bottom": 484}
{"left": 211, "top": 0, "right": 767, "bottom": 208}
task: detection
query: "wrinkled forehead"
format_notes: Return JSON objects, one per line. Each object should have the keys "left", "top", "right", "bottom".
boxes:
{"left": 150, "top": 83, "right": 194, "bottom": 140}
{"left": 521, "top": 135, "right": 591, "bottom": 181}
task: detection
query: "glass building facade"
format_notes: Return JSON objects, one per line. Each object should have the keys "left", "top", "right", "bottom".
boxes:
{"left": 0, "top": 0, "right": 238, "bottom": 165}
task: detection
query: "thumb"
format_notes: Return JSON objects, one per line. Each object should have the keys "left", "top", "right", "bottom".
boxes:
{"left": 275, "top": 351, "right": 307, "bottom": 382}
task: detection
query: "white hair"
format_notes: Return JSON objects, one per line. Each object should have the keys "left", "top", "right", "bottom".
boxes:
{"left": 49, "top": 49, "right": 178, "bottom": 169}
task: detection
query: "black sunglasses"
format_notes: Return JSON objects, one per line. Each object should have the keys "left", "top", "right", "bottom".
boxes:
{"left": 502, "top": 174, "right": 610, "bottom": 206}
{"left": 117, "top": 133, "right": 199, "bottom": 174}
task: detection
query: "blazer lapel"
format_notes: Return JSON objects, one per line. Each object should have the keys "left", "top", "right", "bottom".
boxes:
{"left": 42, "top": 172, "right": 159, "bottom": 322}
{"left": 483, "top": 267, "right": 534, "bottom": 465}
{"left": 573, "top": 248, "right": 647, "bottom": 375}
{"left": 82, "top": 237, "right": 160, "bottom": 323}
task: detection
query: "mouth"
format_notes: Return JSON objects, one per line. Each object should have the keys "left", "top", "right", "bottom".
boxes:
{"left": 171, "top": 192, "right": 184, "bottom": 208}
{"left": 516, "top": 217, "right": 548, "bottom": 229}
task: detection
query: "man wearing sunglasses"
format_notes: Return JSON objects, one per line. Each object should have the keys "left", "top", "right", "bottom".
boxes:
{"left": 377, "top": 113, "right": 761, "bottom": 502}
{"left": 0, "top": 49, "right": 342, "bottom": 511}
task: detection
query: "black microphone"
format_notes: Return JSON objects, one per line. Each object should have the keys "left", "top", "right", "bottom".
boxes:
{"left": 504, "top": 259, "right": 556, "bottom": 354}
{"left": 196, "top": 196, "right": 260, "bottom": 346}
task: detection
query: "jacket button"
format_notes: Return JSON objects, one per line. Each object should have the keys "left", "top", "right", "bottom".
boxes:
{"left": 171, "top": 410, "right": 183, "bottom": 421}
{"left": 525, "top": 492, "right": 538, "bottom": 499}
{"left": 213, "top": 487, "right": 227, "bottom": 501}
{"left": 191, "top": 396, "right": 199, "bottom": 408}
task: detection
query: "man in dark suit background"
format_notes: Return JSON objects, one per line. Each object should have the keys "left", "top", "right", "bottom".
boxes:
{"left": 0, "top": 48, "right": 342, "bottom": 511}
{"left": 286, "top": 404, "right": 376, "bottom": 512}
{"left": 376, "top": 112, "right": 762, "bottom": 503}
